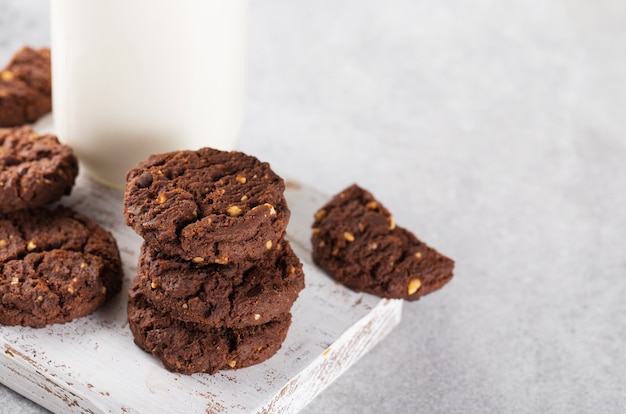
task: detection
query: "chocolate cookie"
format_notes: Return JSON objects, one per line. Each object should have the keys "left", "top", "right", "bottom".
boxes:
{"left": 311, "top": 184, "right": 454, "bottom": 301}
{"left": 124, "top": 148, "right": 290, "bottom": 264}
{"left": 0, "top": 126, "right": 78, "bottom": 213}
{"left": 134, "top": 238, "right": 304, "bottom": 328}
{"left": 0, "top": 47, "right": 52, "bottom": 127}
{"left": 128, "top": 287, "right": 291, "bottom": 375}
{"left": 0, "top": 206, "right": 123, "bottom": 327}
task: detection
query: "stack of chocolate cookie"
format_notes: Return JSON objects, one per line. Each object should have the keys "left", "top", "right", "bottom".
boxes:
{"left": 123, "top": 147, "right": 304, "bottom": 375}
{"left": 0, "top": 126, "right": 123, "bottom": 328}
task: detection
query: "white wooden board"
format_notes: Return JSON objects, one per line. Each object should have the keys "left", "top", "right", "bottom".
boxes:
{"left": 0, "top": 171, "right": 403, "bottom": 413}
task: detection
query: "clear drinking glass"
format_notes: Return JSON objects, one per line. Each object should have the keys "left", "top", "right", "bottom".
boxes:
{"left": 50, "top": 0, "right": 248, "bottom": 188}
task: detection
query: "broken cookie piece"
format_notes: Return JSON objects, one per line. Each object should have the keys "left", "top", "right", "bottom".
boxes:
{"left": 311, "top": 184, "right": 454, "bottom": 301}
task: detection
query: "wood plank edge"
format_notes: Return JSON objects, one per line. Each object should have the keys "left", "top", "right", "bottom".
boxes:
{"left": 257, "top": 298, "right": 403, "bottom": 414}
{"left": 0, "top": 342, "right": 105, "bottom": 413}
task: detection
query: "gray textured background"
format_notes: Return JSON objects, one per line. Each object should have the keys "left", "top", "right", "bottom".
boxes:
{"left": 1, "top": 0, "right": 625, "bottom": 413}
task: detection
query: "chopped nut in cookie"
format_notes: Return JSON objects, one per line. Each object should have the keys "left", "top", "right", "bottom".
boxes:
{"left": 227, "top": 205, "right": 242, "bottom": 217}
{"left": 26, "top": 240, "right": 37, "bottom": 251}
{"left": 1, "top": 70, "right": 14, "bottom": 81}
{"left": 407, "top": 279, "right": 422, "bottom": 295}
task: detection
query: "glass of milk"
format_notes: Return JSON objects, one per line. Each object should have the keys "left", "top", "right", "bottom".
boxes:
{"left": 50, "top": 0, "right": 248, "bottom": 188}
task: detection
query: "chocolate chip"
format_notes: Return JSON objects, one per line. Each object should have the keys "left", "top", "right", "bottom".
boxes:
{"left": 137, "top": 173, "right": 153, "bottom": 188}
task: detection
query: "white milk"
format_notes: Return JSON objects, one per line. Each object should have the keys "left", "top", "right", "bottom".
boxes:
{"left": 50, "top": 0, "right": 248, "bottom": 188}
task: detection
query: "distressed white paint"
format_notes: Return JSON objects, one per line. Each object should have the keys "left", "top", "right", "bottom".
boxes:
{"left": 0, "top": 171, "right": 402, "bottom": 413}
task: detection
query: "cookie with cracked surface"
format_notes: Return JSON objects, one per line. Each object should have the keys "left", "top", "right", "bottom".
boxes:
{"left": 124, "top": 147, "right": 289, "bottom": 264}
{"left": 0, "top": 126, "right": 78, "bottom": 213}
{"left": 128, "top": 287, "right": 291, "bottom": 375}
{"left": 134, "top": 237, "right": 304, "bottom": 328}
{"left": 0, "top": 206, "right": 123, "bottom": 327}
{"left": 0, "top": 47, "right": 52, "bottom": 127}
{"left": 311, "top": 184, "right": 454, "bottom": 301}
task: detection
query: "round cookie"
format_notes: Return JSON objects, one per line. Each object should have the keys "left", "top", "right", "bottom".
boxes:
{"left": 128, "top": 287, "right": 291, "bottom": 375}
{"left": 124, "top": 148, "right": 289, "bottom": 264}
{"left": 0, "top": 206, "right": 123, "bottom": 327}
{"left": 311, "top": 184, "right": 454, "bottom": 301}
{"left": 0, "top": 47, "right": 52, "bottom": 127}
{"left": 0, "top": 126, "right": 79, "bottom": 213}
{"left": 134, "top": 238, "right": 304, "bottom": 328}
